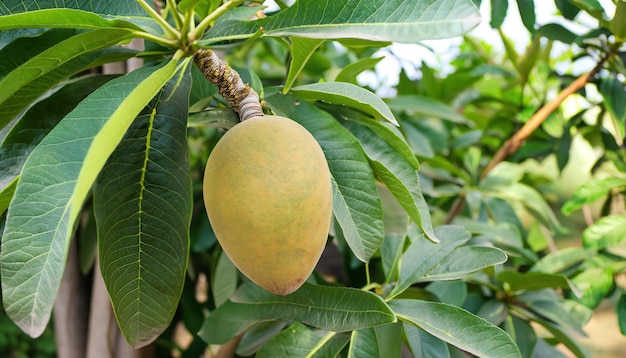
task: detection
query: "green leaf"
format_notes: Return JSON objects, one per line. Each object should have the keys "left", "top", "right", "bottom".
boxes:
{"left": 518, "top": 290, "right": 586, "bottom": 336}
{"left": 537, "top": 23, "right": 579, "bottom": 43}
{"left": 490, "top": 0, "right": 508, "bottom": 28}
{"left": 198, "top": 282, "right": 396, "bottom": 344}
{"left": 477, "top": 299, "right": 508, "bottom": 326}
{"left": 283, "top": 38, "right": 324, "bottom": 93}
{"left": 403, "top": 323, "right": 450, "bottom": 358}
{"left": 568, "top": 0, "right": 608, "bottom": 21}
{"left": 516, "top": 0, "right": 536, "bottom": 33}
{"left": 0, "top": 1, "right": 146, "bottom": 15}
{"left": 349, "top": 323, "right": 402, "bottom": 358}
{"left": 530, "top": 247, "right": 595, "bottom": 274}
{"left": 292, "top": 82, "right": 398, "bottom": 126}
{"left": 513, "top": 306, "right": 590, "bottom": 358}
{"left": 94, "top": 64, "right": 191, "bottom": 348}
{"left": 380, "top": 234, "right": 407, "bottom": 283}
{"left": 344, "top": 121, "right": 437, "bottom": 243}
{"left": 570, "top": 267, "right": 614, "bottom": 309}
{"left": 391, "top": 300, "right": 522, "bottom": 358}
{"left": 334, "top": 57, "right": 383, "bottom": 84}
{"left": 618, "top": 293, "right": 626, "bottom": 335}
{"left": 0, "top": 177, "right": 17, "bottom": 215}
{"left": 0, "top": 75, "right": 116, "bottom": 193}
{"left": 417, "top": 246, "right": 507, "bottom": 282}
{"left": 0, "top": 59, "right": 179, "bottom": 338}
{"left": 236, "top": 321, "right": 289, "bottom": 357}
{"left": 497, "top": 271, "right": 574, "bottom": 292}
{"left": 555, "top": 0, "right": 581, "bottom": 20}
{"left": 611, "top": 0, "right": 626, "bottom": 39}
{"left": 503, "top": 316, "right": 537, "bottom": 358}
{"left": 0, "top": 29, "right": 133, "bottom": 130}
{"left": 582, "top": 214, "right": 626, "bottom": 250}
{"left": 492, "top": 182, "right": 563, "bottom": 232}
{"left": 600, "top": 75, "right": 626, "bottom": 140}
{"left": 0, "top": 9, "right": 146, "bottom": 31}
{"left": 211, "top": 250, "right": 238, "bottom": 308}
{"left": 390, "top": 226, "right": 471, "bottom": 298}
{"left": 203, "top": 0, "right": 481, "bottom": 44}
{"left": 426, "top": 281, "right": 467, "bottom": 307}
{"left": 257, "top": 323, "right": 349, "bottom": 358}
{"left": 563, "top": 178, "right": 626, "bottom": 215}
{"left": 386, "top": 95, "right": 471, "bottom": 124}
{"left": 265, "top": 91, "right": 384, "bottom": 262}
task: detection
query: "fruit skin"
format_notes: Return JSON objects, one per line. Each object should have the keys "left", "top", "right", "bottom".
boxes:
{"left": 203, "top": 115, "right": 332, "bottom": 295}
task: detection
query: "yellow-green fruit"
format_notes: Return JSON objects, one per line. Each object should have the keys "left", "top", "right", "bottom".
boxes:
{"left": 203, "top": 115, "right": 332, "bottom": 295}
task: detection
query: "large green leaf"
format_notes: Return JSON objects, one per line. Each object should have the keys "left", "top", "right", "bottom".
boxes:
{"left": 562, "top": 178, "right": 626, "bottom": 215}
{"left": 257, "top": 323, "right": 348, "bottom": 358}
{"left": 344, "top": 121, "right": 437, "bottom": 243}
{"left": 416, "top": 246, "right": 508, "bottom": 282}
{"left": 403, "top": 323, "right": 450, "bottom": 358}
{"left": 0, "top": 59, "right": 179, "bottom": 338}
{"left": 265, "top": 91, "right": 384, "bottom": 262}
{"left": 518, "top": 290, "right": 586, "bottom": 336}
{"left": 530, "top": 247, "right": 595, "bottom": 274}
{"left": 199, "top": 282, "right": 396, "bottom": 344}
{"left": 497, "top": 271, "right": 575, "bottom": 293}
{"left": 0, "top": 75, "right": 117, "bottom": 193}
{"left": 0, "top": 1, "right": 156, "bottom": 32}
{"left": 0, "top": 29, "right": 134, "bottom": 130}
{"left": 391, "top": 300, "right": 522, "bottom": 358}
{"left": 292, "top": 82, "right": 398, "bottom": 126}
{"left": 203, "top": 0, "right": 481, "bottom": 44}
{"left": 93, "top": 64, "right": 192, "bottom": 348}
{"left": 389, "top": 226, "right": 471, "bottom": 299}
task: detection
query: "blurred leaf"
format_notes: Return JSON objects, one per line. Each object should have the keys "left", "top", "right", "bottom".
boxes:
{"left": 568, "top": 0, "right": 608, "bottom": 21}
{"left": 380, "top": 233, "right": 407, "bottom": 283}
{"left": 391, "top": 300, "right": 522, "bottom": 357}
{"left": 582, "top": 214, "right": 626, "bottom": 250}
{"left": 618, "top": 293, "right": 626, "bottom": 335}
{"left": 94, "top": 64, "right": 192, "bottom": 348}
{"left": 611, "top": 0, "right": 626, "bottom": 39}
{"left": 555, "top": 0, "right": 581, "bottom": 20}
{"left": 503, "top": 316, "right": 537, "bottom": 358}
{"left": 530, "top": 247, "right": 595, "bottom": 274}
{"left": 265, "top": 91, "right": 384, "bottom": 262}
{"left": 403, "top": 323, "right": 450, "bottom": 358}
{"left": 402, "top": 121, "right": 435, "bottom": 158}
{"left": 455, "top": 219, "right": 524, "bottom": 250}
{"left": 292, "top": 82, "right": 398, "bottom": 125}
{"left": 516, "top": 33, "right": 541, "bottom": 84}
{"left": 334, "top": 57, "right": 383, "bottom": 84}
{"left": 518, "top": 290, "right": 586, "bottom": 336}
{"left": 490, "top": 0, "right": 509, "bottom": 28}
{"left": 516, "top": 0, "right": 536, "bottom": 33}
{"left": 387, "top": 95, "right": 471, "bottom": 125}
{"left": 212, "top": 250, "right": 238, "bottom": 307}
{"left": 426, "top": 281, "right": 467, "bottom": 307}
{"left": 563, "top": 177, "right": 626, "bottom": 215}
{"left": 570, "top": 267, "right": 614, "bottom": 309}
{"left": 483, "top": 197, "right": 525, "bottom": 235}
{"left": 493, "top": 182, "right": 563, "bottom": 232}
{"left": 199, "top": 283, "right": 396, "bottom": 344}
{"left": 257, "top": 323, "right": 349, "bottom": 358}
{"left": 418, "top": 246, "right": 507, "bottom": 282}
{"left": 497, "top": 271, "right": 574, "bottom": 292}
{"left": 390, "top": 226, "right": 471, "bottom": 298}
{"left": 349, "top": 323, "right": 402, "bottom": 358}
{"left": 0, "top": 60, "right": 179, "bottom": 338}
{"left": 537, "top": 23, "right": 579, "bottom": 43}
{"left": 236, "top": 322, "right": 289, "bottom": 357}
{"left": 203, "top": 0, "right": 481, "bottom": 44}
{"left": 283, "top": 38, "right": 324, "bottom": 93}
{"left": 600, "top": 75, "right": 626, "bottom": 140}
{"left": 513, "top": 306, "right": 590, "bottom": 358}
{"left": 476, "top": 299, "right": 508, "bottom": 326}
{"left": 345, "top": 121, "right": 437, "bottom": 243}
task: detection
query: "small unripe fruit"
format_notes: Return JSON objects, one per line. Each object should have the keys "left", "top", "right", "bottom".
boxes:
{"left": 203, "top": 115, "right": 332, "bottom": 295}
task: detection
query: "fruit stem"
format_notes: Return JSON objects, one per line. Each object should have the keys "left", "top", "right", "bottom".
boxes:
{"left": 193, "top": 49, "right": 264, "bottom": 121}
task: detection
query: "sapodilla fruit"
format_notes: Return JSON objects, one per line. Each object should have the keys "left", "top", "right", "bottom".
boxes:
{"left": 203, "top": 115, "right": 332, "bottom": 295}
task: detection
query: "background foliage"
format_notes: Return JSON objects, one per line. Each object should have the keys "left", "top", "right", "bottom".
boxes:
{"left": 0, "top": 0, "right": 625, "bottom": 357}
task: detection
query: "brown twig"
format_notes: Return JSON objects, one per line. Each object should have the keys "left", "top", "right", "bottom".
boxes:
{"left": 443, "top": 56, "right": 607, "bottom": 225}
{"left": 480, "top": 57, "right": 607, "bottom": 180}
